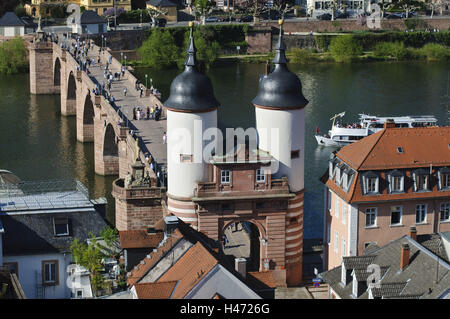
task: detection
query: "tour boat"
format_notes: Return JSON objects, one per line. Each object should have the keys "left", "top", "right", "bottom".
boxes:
{"left": 315, "top": 112, "right": 438, "bottom": 147}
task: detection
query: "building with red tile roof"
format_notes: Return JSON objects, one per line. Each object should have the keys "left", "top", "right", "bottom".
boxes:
{"left": 321, "top": 124, "right": 450, "bottom": 270}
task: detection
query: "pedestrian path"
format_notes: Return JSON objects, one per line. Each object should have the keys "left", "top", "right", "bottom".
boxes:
{"left": 85, "top": 45, "right": 168, "bottom": 167}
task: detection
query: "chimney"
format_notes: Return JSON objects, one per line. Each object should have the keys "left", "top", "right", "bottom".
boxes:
{"left": 384, "top": 119, "right": 395, "bottom": 129}
{"left": 400, "top": 243, "right": 410, "bottom": 270}
{"left": 164, "top": 215, "right": 179, "bottom": 237}
{"left": 235, "top": 257, "right": 247, "bottom": 279}
{"left": 409, "top": 226, "right": 417, "bottom": 241}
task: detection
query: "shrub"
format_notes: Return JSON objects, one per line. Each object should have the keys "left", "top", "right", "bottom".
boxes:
{"left": 289, "top": 48, "right": 314, "bottom": 64}
{"left": 421, "top": 43, "right": 449, "bottom": 61}
{"left": 374, "top": 42, "right": 409, "bottom": 60}
{"left": 0, "top": 37, "right": 28, "bottom": 74}
{"left": 329, "top": 35, "right": 363, "bottom": 62}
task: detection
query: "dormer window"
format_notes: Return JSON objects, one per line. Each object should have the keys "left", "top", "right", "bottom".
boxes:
{"left": 438, "top": 167, "right": 450, "bottom": 190}
{"left": 413, "top": 169, "right": 429, "bottom": 192}
{"left": 54, "top": 218, "right": 70, "bottom": 237}
{"left": 342, "top": 168, "right": 355, "bottom": 192}
{"left": 388, "top": 170, "right": 404, "bottom": 193}
{"left": 362, "top": 172, "right": 379, "bottom": 195}
{"left": 397, "top": 146, "right": 404, "bottom": 154}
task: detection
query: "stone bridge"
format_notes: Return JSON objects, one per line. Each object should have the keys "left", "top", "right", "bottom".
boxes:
{"left": 28, "top": 36, "right": 167, "bottom": 231}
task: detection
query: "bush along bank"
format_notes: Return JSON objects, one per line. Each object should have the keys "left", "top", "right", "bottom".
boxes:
{"left": 0, "top": 37, "right": 28, "bottom": 74}
{"left": 290, "top": 31, "right": 450, "bottom": 63}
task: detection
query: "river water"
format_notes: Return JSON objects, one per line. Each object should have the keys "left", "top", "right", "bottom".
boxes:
{"left": 1, "top": 61, "right": 449, "bottom": 238}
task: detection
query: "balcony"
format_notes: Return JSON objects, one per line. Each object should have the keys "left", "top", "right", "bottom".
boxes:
{"left": 112, "top": 178, "right": 164, "bottom": 200}
{"left": 193, "top": 177, "right": 292, "bottom": 201}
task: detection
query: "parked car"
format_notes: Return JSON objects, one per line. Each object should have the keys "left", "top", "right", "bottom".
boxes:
{"left": 205, "top": 16, "right": 219, "bottom": 23}
{"left": 385, "top": 13, "right": 402, "bottom": 19}
{"left": 156, "top": 18, "right": 167, "bottom": 27}
{"left": 335, "top": 11, "right": 350, "bottom": 19}
{"left": 237, "top": 15, "right": 253, "bottom": 22}
{"left": 220, "top": 16, "right": 236, "bottom": 22}
{"left": 317, "top": 13, "right": 332, "bottom": 20}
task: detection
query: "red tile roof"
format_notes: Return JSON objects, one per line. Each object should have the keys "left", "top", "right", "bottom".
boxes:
{"left": 338, "top": 127, "right": 450, "bottom": 171}
{"left": 247, "top": 271, "right": 278, "bottom": 289}
{"left": 326, "top": 126, "right": 450, "bottom": 203}
{"left": 126, "top": 229, "right": 184, "bottom": 287}
{"left": 119, "top": 230, "right": 164, "bottom": 249}
{"left": 157, "top": 242, "right": 219, "bottom": 299}
{"left": 134, "top": 281, "right": 177, "bottom": 299}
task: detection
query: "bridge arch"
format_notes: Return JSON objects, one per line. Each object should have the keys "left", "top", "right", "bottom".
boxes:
{"left": 221, "top": 219, "right": 266, "bottom": 272}
{"left": 67, "top": 71, "right": 77, "bottom": 101}
{"left": 103, "top": 123, "right": 118, "bottom": 157}
{"left": 83, "top": 93, "right": 95, "bottom": 125}
{"left": 54, "top": 57, "right": 61, "bottom": 87}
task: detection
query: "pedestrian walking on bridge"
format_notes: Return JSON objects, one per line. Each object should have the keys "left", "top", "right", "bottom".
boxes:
{"left": 123, "top": 87, "right": 127, "bottom": 96}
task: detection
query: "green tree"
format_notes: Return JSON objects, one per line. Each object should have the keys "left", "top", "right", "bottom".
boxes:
{"left": 179, "top": 27, "right": 221, "bottom": 69}
{"left": 100, "top": 226, "right": 118, "bottom": 249}
{"left": 0, "top": 37, "right": 28, "bottom": 74}
{"left": 193, "top": 0, "right": 215, "bottom": 25}
{"left": 329, "top": 35, "right": 363, "bottom": 62}
{"left": 138, "top": 28, "right": 180, "bottom": 69}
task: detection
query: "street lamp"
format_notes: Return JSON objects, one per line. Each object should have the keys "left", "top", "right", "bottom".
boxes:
{"left": 101, "top": 34, "right": 104, "bottom": 49}
{"left": 125, "top": 55, "right": 127, "bottom": 67}
{"left": 121, "top": 52, "right": 123, "bottom": 64}
{"left": 145, "top": 74, "right": 148, "bottom": 88}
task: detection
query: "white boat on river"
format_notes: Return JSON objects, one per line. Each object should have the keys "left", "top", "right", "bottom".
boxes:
{"left": 315, "top": 112, "right": 438, "bottom": 147}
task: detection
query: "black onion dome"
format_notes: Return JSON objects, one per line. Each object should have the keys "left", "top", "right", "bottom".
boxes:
{"left": 164, "top": 28, "right": 220, "bottom": 112}
{"left": 252, "top": 25, "right": 308, "bottom": 109}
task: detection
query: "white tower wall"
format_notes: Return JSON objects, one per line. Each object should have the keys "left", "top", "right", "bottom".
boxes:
{"left": 167, "top": 109, "right": 217, "bottom": 198}
{"left": 255, "top": 107, "right": 305, "bottom": 192}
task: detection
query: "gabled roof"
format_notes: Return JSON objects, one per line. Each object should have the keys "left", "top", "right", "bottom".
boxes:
{"left": 324, "top": 126, "right": 450, "bottom": 204}
{"left": 338, "top": 127, "right": 450, "bottom": 171}
{"left": 321, "top": 235, "right": 450, "bottom": 299}
{"left": 157, "top": 242, "right": 219, "bottom": 298}
{"left": 0, "top": 12, "right": 25, "bottom": 27}
{"left": 1, "top": 210, "right": 108, "bottom": 255}
{"left": 80, "top": 10, "right": 107, "bottom": 24}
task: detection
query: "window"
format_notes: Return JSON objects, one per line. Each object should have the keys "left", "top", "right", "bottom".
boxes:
{"left": 367, "top": 177, "right": 378, "bottom": 193}
{"left": 221, "top": 170, "right": 231, "bottom": 184}
{"left": 416, "top": 174, "right": 428, "bottom": 191}
{"left": 53, "top": 218, "right": 69, "bottom": 236}
{"left": 291, "top": 150, "right": 300, "bottom": 159}
{"left": 42, "top": 260, "right": 59, "bottom": 286}
{"left": 335, "top": 197, "right": 339, "bottom": 218}
{"left": 364, "top": 242, "right": 377, "bottom": 249}
{"left": 341, "top": 238, "right": 346, "bottom": 257}
{"left": 390, "top": 206, "right": 402, "bottom": 225}
{"left": 334, "top": 231, "right": 339, "bottom": 253}
{"left": 342, "top": 203, "right": 347, "bottom": 225}
{"left": 441, "top": 203, "right": 450, "bottom": 222}
{"left": 328, "top": 190, "right": 332, "bottom": 211}
{"left": 391, "top": 176, "right": 404, "bottom": 192}
{"left": 180, "top": 154, "right": 193, "bottom": 163}
{"left": 256, "top": 169, "right": 265, "bottom": 182}
{"left": 443, "top": 173, "right": 450, "bottom": 188}
{"left": 327, "top": 224, "right": 331, "bottom": 244}
{"left": 365, "top": 208, "right": 377, "bottom": 227}
{"left": 76, "top": 290, "right": 83, "bottom": 299}
{"left": 416, "top": 204, "right": 427, "bottom": 224}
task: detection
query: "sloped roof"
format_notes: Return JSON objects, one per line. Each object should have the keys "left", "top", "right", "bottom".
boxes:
{"left": 80, "top": 10, "right": 106, "bottom": 24}
{"left": 417, "top": 233, "right": 449, "bottom": 263}
{"left": 0, "top": 12, "right": 25, "bottom": 27}
{"left": 134, "top": 281, "right": 178, "bottom": 299}
{"left": 337, "top": 127, "right": 450, "bottom": 171}
{"left": 323, "top": 126, "right": 450, "bottom": 204}
{"left": 158, "top": 242, "right": 219, "bottom": 298}
{"left": 1, "top": 210, "right": 108, "bottom": 255}
{"left": 321, "top": 235, "right": 450, "bottom": 299}
{"left": 126, "top": 228, "right": 184, "bottom": 287}
{"left": 119, "top": 230, "right": 164, "bottom": 249}
{"left": 247, "top": 271, "right": 278, "bottom": 289}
